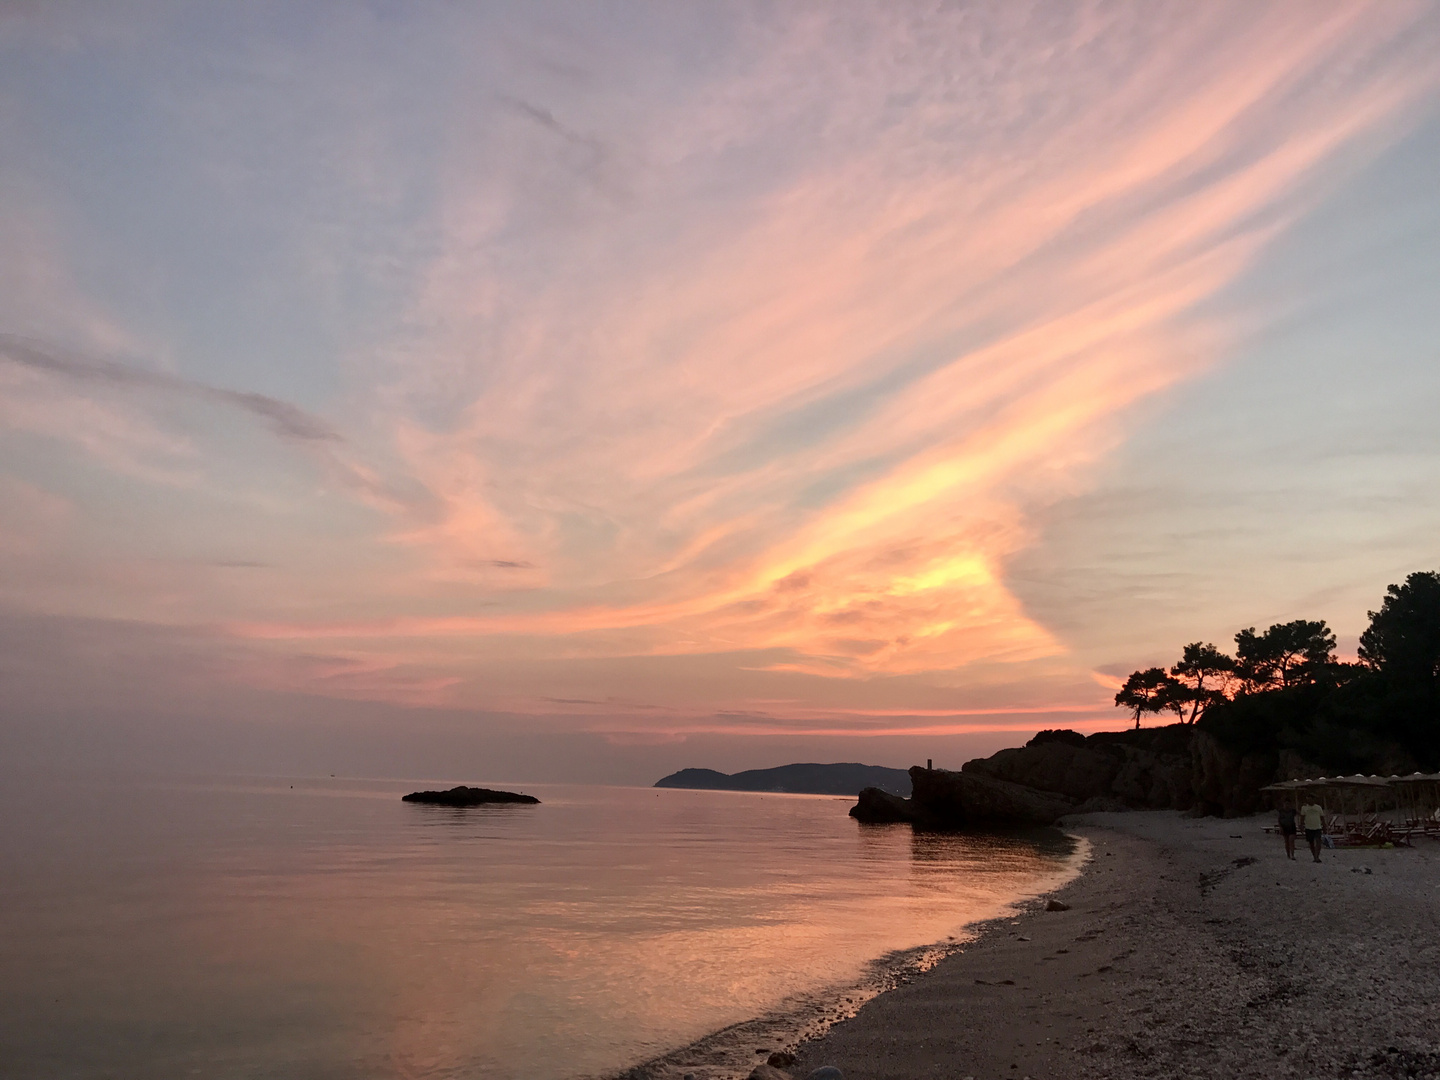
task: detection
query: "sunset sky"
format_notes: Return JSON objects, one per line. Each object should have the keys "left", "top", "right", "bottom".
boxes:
{"left": 3, "top": 2, "right": 1440, "bottom": 782}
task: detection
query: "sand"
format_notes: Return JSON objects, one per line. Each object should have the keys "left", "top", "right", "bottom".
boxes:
{"left": 789, "top": 811, "right": 1440, "bottom": 1080}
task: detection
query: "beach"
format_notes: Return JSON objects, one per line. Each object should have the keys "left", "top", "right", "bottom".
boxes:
{"left": 786, "top": 811, "right": 1440, "bottom": 1080}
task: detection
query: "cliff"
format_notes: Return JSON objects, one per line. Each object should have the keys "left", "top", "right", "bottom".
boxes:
{"left": 961, "top": 725, "right": 1302, "bottom": 817}
{"left": 962, "top": 725, "right": 1195, "bottom": 810}
{"left": 850, "top": 765, "right": 1082, "bottom": 826}
{"left": 850, "top": 723, "right": 1313, "bottom": 826}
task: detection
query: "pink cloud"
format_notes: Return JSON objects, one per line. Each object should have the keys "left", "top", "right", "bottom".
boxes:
{"left": 250, "top": 1, "right": 1437, "bottom": 697}
{"left": 7, "top": 2, "right": 1439, "bottom": 731}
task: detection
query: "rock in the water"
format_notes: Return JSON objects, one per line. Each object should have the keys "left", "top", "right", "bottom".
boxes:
{"left": 768, "top": 1052, "right": 797, "bottom": 1068}
{"left": 1045, "top": 899, "right": 1071, "bottom": 911}
{"left": 851, "top": 766, "right": 1076, "bottom": 828}
{"left": 401, "top": 786, "right": 539, "bottom": 806}
{"left": 889, "top": 766, "right": 1075, "bottom": 827}
{"left": 913, "top": 766, "right": 1076, "bottom": 826}
{"left": 849, "top": 786, "right": 921, "bottom": 823}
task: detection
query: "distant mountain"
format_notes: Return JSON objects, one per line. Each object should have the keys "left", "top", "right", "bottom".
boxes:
{"left": 654, "top": 762, "right": 912, "bottom": 797}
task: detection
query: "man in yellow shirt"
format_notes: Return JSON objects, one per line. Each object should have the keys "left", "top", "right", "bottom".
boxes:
{"left": 1299, "top": 801, "right": 1325, "bottom": 863}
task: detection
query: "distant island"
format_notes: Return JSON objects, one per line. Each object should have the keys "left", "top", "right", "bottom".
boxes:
{"left": 401, "top": 786, "right": 540, "bottom": 806}
{"left": 655, "top": 762, "right": 912, "bottom": 797}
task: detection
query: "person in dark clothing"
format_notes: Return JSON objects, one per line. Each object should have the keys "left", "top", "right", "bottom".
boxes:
{"left": 1277, "top": 805, "right": 1298, "bottom": 860}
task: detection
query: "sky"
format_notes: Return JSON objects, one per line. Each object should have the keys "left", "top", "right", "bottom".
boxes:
{"left": 3, "top": 1, "right": 1440, "bottom": 783}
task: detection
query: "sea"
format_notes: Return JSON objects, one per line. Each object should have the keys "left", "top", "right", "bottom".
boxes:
{"left": 0, "top": 773, "right": 1083, "bottom": 1080}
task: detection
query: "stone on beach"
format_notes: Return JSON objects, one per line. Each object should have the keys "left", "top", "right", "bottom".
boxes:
{"left": 748, "top": 1063, "right": 843, "bottom": 1080}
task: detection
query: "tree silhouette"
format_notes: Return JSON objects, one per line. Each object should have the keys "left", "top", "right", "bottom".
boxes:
{"left": 1234, "top": 620, "right": 1336, "bottom": 692}
{"left": 1359, "top": 570, "right": 1440, "bottom": 728}
{"left": 1169, "top": 641, "right": 1236, "bottom": 723}
{"left": 1114, "top": 667, "right": 1183, "bottom": 729}
{"left": 1107, "top": 570, "right": 1440, "bottom": 772}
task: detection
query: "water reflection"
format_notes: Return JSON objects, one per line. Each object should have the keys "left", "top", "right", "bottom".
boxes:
{"left": 0, "top": 777, "right": 1082, "bottom": 1080}
{"left": 910, "top": 825, "right": 1077, "bottom": 862}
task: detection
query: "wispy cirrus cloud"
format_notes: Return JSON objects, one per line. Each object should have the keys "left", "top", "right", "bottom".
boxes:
{"left": 0, "top": 334, "right": 438, "bottom": 516}
{"left": 248, "top": 1, "right": 1439, "bottom": 692}
{"left": 0, "top": 333, "right": 339, "bottom": 442}
{"left": 4, "top": 1, "right": 1440, "bottom": 745}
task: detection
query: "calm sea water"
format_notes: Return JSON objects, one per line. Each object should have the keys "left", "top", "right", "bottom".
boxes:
{"left": 0, "top": 773, "right": 1080, "bottom": 1080}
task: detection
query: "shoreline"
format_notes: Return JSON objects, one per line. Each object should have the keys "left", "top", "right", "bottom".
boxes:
{"left": 785, "top": 811, "right": 1440, "bottom": 1080}
{"left": 609, "top": 936, "right": 967, "bottom": 1080}
{"left": 612, "top": 831, "right": 1090, "bottom": 1080}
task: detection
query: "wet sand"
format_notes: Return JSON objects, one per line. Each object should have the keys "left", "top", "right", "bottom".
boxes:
{"left": 791, "top": 811, "right": 1440, "bottom": 1080}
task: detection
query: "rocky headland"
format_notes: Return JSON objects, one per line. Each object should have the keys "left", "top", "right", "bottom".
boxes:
{"left": 851, "top": 722, "right": 1325, "bottom": 827}
{"left": 401, "top": 786, "right": 540, "bottom": 806}
{"left": 849, "top": 767, "right": 1076, "bottom": 827}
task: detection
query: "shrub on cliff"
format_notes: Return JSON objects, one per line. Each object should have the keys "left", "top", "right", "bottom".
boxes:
{"left": 1026, "top": 729, "right": 1087, "bottom": 748}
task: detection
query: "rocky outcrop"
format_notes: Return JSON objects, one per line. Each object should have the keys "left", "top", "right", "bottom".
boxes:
{"left": 849, "top": 786, "right": 922, "bottom": 824}
{"left": 910, "top": 765, "right": 1078, "bottom": 825}
{"left": 846, "top": 718, "right": 1376, "bottom": 824}
{"left": 962, "top": 726, "right": 1194, "bottom": 810}
{"left": 1188, "top": 731, "right": 1275, "bottom": 817}
{"left": 963, "top": 725, "right": 1292, "bottom": 816}
{"left": 401, "top": 786, "right": 540, "bottom": 806}
{"left": 851, "top": 765, "right": 1077, "bottom": 827}
{"left": 848, "top": 723, "right": 1309, "bottom": 825}
{"left": 961, "top": 738, "right": 1120, "bottom": 800}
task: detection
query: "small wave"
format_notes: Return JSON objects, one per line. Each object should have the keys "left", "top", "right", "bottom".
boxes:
{"left": 600, "top": 935, "right": 966, "bottom": 1080}
{"left": 604, "top": 834, "right": 1089, "bottom": 1080}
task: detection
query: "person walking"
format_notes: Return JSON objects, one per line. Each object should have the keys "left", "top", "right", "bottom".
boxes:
{"left": 1299, "top": 800, "right": 1325, "bottom": 863}
{"left": 1277, "top": 804, "right": 1298, "bottom": 860}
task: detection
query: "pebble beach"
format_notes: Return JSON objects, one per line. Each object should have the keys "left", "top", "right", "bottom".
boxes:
{"left": 788, "top": 811, "right": 1440, "bottom": 1080}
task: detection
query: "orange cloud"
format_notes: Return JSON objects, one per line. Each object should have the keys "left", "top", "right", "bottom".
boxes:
{"left": 10, "top": 3, "right": 1437, "bottom": 729}
{"left": 216, "top": 2, "right": 1439, "bottom": 715}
